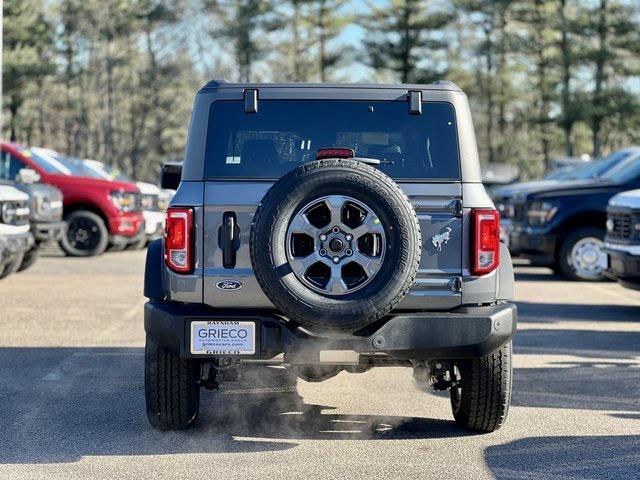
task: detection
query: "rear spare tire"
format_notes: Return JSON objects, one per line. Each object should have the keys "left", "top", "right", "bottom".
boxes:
{"left": 250, "top": 158, "right": 421, "bottom": 332}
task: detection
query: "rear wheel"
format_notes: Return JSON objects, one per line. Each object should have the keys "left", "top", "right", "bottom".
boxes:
{"left": 0, "top": 253, "right": 24, "bottom": 279}
{"left": 17, "top": 247, "right": 40, "bottom": 272}
{"left": 108, "top": 243, "right": 127, "bottom": 252}
{"left": 126, "top": 235, "right": 148, "bottom": 250}
{"left": 558, "top": 227, "right": 607, "bottom": 281}
{"left": 145, "top": 335, "right": 200, "bottom": 430}
{"left": 450, "top": 341, "right": 512, "bottom": 433}
{"left": 59, "top": 210, "right": 109, "bottom": 257}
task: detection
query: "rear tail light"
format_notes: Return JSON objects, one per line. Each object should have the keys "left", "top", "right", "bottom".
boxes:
{"left": 165, "top": 207, "right": 193, "bottom": 273}
{"left": 472, "top": 209, "right": 500, "bottom": 275}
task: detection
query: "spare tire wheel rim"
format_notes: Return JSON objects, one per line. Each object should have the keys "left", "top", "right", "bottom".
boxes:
{"left": 285, "top": 194, "right": 386, "bottom": 295}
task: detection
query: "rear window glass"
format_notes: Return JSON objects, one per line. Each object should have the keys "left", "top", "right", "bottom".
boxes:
{"left": 204, "top": 100, "right": 460, "bottom": 180}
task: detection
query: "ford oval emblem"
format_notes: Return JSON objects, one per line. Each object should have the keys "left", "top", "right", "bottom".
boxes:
{"left": 216, "top": 280, "right": 243, "bottom": 291}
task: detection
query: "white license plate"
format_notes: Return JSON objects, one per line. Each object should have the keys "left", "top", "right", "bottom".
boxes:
{"left": 190, "top": 321, "right": 255, "bottom": 355}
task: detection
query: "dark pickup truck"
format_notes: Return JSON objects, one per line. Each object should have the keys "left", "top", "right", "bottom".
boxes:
{"left": 508, "top": 154, "right": 640, "bottom": 280}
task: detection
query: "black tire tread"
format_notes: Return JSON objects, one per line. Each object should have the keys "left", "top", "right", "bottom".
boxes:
{"left": 452, "top": 341, "right": 512, "bottom": 433}
{"left": 0, "top": 252, "right": 24, "bottom": 279}
{"left": 17, "top": 247, "right": 39, "bottom": 272}
{"left": 145, "top": 337, "right": 199, "bottom": 430}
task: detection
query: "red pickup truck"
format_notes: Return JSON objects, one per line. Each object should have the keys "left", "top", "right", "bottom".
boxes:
{"left": 0, "top": 142, "right": 144, "bottom": 256}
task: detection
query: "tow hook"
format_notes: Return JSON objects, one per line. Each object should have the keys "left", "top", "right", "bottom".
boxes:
{"left": 200, "top": 359, "right": 241, "bottom": 390}
{"left": 413, "top": 360, "right": 458, "bottom": 391}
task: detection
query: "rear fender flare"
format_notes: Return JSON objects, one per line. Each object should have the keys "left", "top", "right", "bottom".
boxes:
{"left": 144, "top": 239, "right": 166, "bottom": 300}
{"left": 496, "top": 243, "right": 515, "bottom": 301}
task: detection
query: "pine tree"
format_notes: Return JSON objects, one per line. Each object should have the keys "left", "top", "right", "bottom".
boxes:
{"left": 512, "top": 0, "right": 558, "bottom": 170}
{"left": 3, "top": 0, "right": 53, "bottom": 141}
{"left": 361, "top": 0, "right": 453, "bottom": 84}
{"left": 579, "top": 0, "right": 640, "bottom": 157}
{"left": 205, "top": 0, "right": 274, "bottom": 82}
{"left": 455, "top": 0, "right": 515, "bottom": 164}
{"left": 312, "top": 0, "right": 351, "bottom": 82}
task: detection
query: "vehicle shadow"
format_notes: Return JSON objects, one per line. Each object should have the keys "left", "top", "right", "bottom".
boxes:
{"left": 485, "top": 435, "right": 640, "bottom": 479}
{"left": 517, "top": 301, "right": 640, "bottom": 323}
{"left": 512, "top": 325, "right": 640, "bottom": 411}
{"left": 515, "top": 328, "right": 640, "bottom": 357}
{"left": 0, "top": 347, "right": 463, "bottom": 465}
{"left": 514, "top": 270, "right": 565, "bottom": 282}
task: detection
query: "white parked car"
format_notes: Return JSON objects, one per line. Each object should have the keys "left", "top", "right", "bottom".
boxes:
{"left": 0, "top": 183, "right": 34, "bottom": 279}
{"left": 604, "top": 189, "right": 640, "bottom": 290}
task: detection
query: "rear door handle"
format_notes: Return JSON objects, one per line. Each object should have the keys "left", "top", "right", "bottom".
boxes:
{"left": 220, "top": 212, "right": 238, "bottom": 268}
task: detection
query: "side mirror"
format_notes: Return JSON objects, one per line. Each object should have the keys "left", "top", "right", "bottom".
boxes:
{"left": 16, "top": 168, "right": 41, "bottom": 184}
{"left": 160, "top": 162, "right": 182, "bottom": 190}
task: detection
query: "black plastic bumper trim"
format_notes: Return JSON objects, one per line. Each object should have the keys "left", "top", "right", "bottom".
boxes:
{"left": 144, "top": 302, "right": 517, "bottom": 361}
{"left": 606, "top": 249, "right": 640, "bottom": 284}
{"left": 32, "top": 220, "right": 66, "bottom": 242}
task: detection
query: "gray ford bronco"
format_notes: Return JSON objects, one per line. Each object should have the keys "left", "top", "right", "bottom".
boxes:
{"left": 144, "top": 81, "right": 517, "bottom": 433}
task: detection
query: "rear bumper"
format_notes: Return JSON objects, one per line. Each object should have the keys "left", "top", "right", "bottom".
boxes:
{"left": 108, "top": 212, "right": 144, "bottom": 238}
{"left": 605, "top": 243, "right": 640, "bottom": 289}
{"left": 110, "top": 229, "right": 145, "bottom": 247}
{"left": 109, "top": 213, "right": 145, "bottom": 246}
{"left": 31, "top": 220, "right": 66, "bottom": 243}
{"left": 144, "top": 301, "right": 517, "bottom": 362}
{"left": 509, "top": 227, "right": 557, "bottom": 265}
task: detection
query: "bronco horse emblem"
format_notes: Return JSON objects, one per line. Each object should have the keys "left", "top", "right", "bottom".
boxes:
{"left": 431, "top": 227, "right": 452, "bottom": 252}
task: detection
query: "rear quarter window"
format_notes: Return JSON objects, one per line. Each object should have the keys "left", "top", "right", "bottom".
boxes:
{"left": 204, "top": 99, "right": 461, "bottom": 181}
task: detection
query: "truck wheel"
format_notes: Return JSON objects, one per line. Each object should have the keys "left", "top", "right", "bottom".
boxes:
{"left": 126, "top": 235, "right": 148, "bottom": 250}
{"left": 17, "top": 247, "right": 40, "bottom": 272}
{"left": 251, "top": 158, "right": 421, "bottom": 332}
{"left": 558, "top": 227, "right": 606, "bottom": 281}
{"left": 449, "top": 341, "right": 512, "bottom": 433}
{"left": 145, "top": 336, "right": 200, "bottom": 430}
{"left": 0, "top": 253, "right": 24, "bottom": 280}
{"left": 59, "top": 210, "right": 109, "bottom": 257}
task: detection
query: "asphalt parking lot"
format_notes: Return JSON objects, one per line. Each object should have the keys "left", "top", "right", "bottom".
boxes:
{"left": 1, "top": 251, "right": 639, "bottom": 479}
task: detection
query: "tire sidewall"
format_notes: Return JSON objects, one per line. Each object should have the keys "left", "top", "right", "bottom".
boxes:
{"left": 0, "top": 252, "right": 24, "bottom": 279}
{"left": 17, "top": 247, "right": 40, "bottom": 272}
